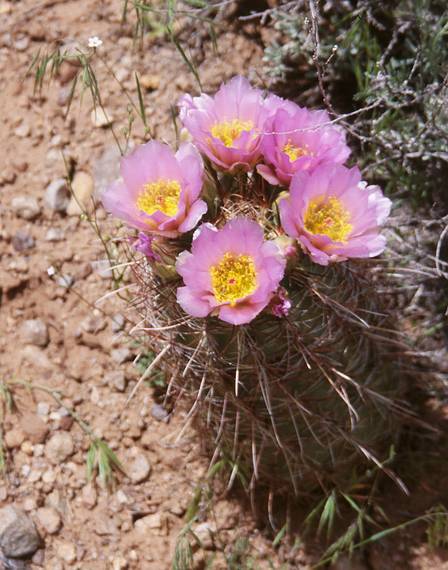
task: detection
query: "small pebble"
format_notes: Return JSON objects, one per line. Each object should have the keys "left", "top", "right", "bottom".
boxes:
{"left": 56, "top": 274, "right": 74, "bottom": 288}
{"left": 91, "top": 107, "right": 113, "bottom": 128}
{"left": 44, "top": 432, "right": 74, "bottom": 464}
{"left": 11, "top": 196, "right": 41, "bottom": 220}
{"left": 140, "top": 74, "right": 160, "bottom": 91}
{"left": 14, "top": 123, "right": 30, "bottom": 138}
{"left": 36, "top": 507, "right": 62, "bottom": 535}
{"left": 81, "top": 314, "right": 106, "bottom": 334}
{"left": 20, "top": 413, "right": 49, "bottom": 444}
{"left": 81, "top": 484, "right": 97, "bottom": 509}
{"left": 111, "top": 313, "right": 125, "bottom": 333}
{"left": 12, "top": 229, "right": 34, "bottom": 252}
{"left": 111, "top": 347, "right": 132, "bottom": 364}
{"left": 4, "top": 428, "right": 25, "bottom": 449}
{"left": 37, "top": 402, "right": 50, "bottom": 417}
{"left": 14, "top": 36, "right": 30, "bottom": 51}
{"left": 20, "top": 319, "right": 49, "bottom": 348}
{"left": 57, "top": 541, "right": 76, "bottom": 563}
{"left": 128, "top": 450, "right": 151, "bottom": 483}
{"left": 104, "top": 370, "right": 126, "bottom": 392}
{"left": 45, "top": 228, "right": 65, "bottom": 242}
{"left": 66, "top": 171, "right": 94, "bottom": 216}
{"left": 44, "top": 179, "right": 69, "bottom": 213}
{"left": 151, "top": 403, "right": 169, "bottom": 423}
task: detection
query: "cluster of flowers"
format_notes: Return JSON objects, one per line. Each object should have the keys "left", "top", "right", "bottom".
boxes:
{"left": 102, "top": 77, "right": 391, "bottom": 326}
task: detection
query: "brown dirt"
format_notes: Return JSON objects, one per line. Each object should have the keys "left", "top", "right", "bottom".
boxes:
{"left": 0, "top": 1, "right": 447, "bottom": 569}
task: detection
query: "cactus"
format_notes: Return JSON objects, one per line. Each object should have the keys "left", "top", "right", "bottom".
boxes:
{"left": 131, "top": 192, "right": 411, "bottom": 511}
{"left": 101, "top": 77, "right": 417, "bottom": 531}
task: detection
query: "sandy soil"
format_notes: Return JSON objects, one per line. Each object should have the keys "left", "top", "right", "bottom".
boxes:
{"left": 0, "top": 1, "right": 447, "bottom": 569}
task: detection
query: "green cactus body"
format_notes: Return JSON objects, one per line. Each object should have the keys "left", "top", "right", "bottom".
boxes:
{"left": 137, "top": 245, "right": 408, "bottom": 502}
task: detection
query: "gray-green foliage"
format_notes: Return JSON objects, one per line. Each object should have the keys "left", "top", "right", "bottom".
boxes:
{"left": 263, "top": 0, "right": 448, "bottom": 204}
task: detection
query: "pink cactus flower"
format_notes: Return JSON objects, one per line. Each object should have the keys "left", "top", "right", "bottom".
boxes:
{"left": 176, "top": 218, "right": 286, "bottom": 325}
{"left": 132, "top": 232, "right": 159, "bottom": 260}
{"left": 178, "top": 76, "right": 269, "bottom": 172}
{"left": 101, "top": 141, "right": 207, "bottom": 238}
{"left": 270, "top": 287, "right": 292, "bottom": 318}
{"left": 257, "top": 100, "right": 350, "bottom": 186}
{"left": 278, "top": 164, "right": 392, "bottom": 266}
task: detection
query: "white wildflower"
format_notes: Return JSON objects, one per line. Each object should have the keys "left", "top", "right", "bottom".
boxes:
{"left": 88, "top": 36, "right": 103, "bottom": 49}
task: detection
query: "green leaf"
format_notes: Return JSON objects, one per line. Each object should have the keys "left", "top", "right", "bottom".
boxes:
{"left": 135, "top": 72, "right": 148, "bottom": 128}
{"left": 273, "top": 523, "right": 287, "bottom": 548}
{"left": 318, "top": 491, "right": 337, "bottom": 539}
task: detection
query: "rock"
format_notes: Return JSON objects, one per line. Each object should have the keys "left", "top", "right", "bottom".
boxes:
{"left": 58, "top": 61, "right": 78, "bottom": 85}
{"left": 135, "top": 513, "right": 162, "bottom": 532}
{"left": 93, "top": 145, "right": 121, "bottom": 196}
{"left": 12, "top": 160, "right": 28, "bottom": 173}
{"left": 44, "top": 432, "right": 74, "bottom": 464}
{"left": 20, "top": 441, "right": 33, "bottom": 456}
{"left": 21, "top": 346, "right": 52, "bottom": 371}
{"left": 128, "top": 451, "right": 151, "bottom": 483}
{"left": 111, "top": 347, "right": 132, "bottom": 365}
{"left": 81, "top": 314, "right": 106, "bottom": 334}
{"left": 81, "top": 484, "right": 97, "bottom": 509}
{"left": 112, "top": 556, "right": 128, "bottom": 570}
{"left": 32, "top": 549, "right": 46, "bottom": 566}
{"left": 45, "top": 228, "right": 65, "bottom": 242}
{"left": 140, "top": 74, "right": 160, "bottom": 91}
{"left": 56, "top": 274, "right": 74, "bottom": 289}
{"left": 66, "top": 171, "right": 94, "bottom": 216}
{"left": 115, "top": 68, "right": 129, "bottom": 82}
{"left": 104, "top": 370, "right": 126, "bottom": 392}
{"left": 28, "top": 22, "right": 46, "bottom": 41}
{"left": 0, "top": 169, "right": 16, "bottom": 185}
{"left": 44, "top": 179, "right": 69, "bottom": 212}
{"left": 14, "top": 36, "right": 30, "bottom": 52}
{"left": 150, "top": 403, "right": 169, "bottom": 423}
{"left": 36, "top": 507, "right": 62, "bottom": 535}
{"left": 11, "top": 196, "right": 41, "bottom": 220}
{"left": 91, "top": 107, "right": 113, "bottom": 128}
{"left": 78, "top": 332, "right": 102, "bottom": 350}
{"left": 57, "top": 85, "right": 72, "bottom": 106}
{"left": 111, "top": 313, "right": 125, "bottom": 333}
{"left": 56, "top": 541, "right": 76, "bottom": 563}
{"left": 12, "top": 230, "right": 34, "bottom": 252}
{"left": 20, "top": 319, "right": 49, "bottom": 348}
{"left": 4, "top": 429, "right": 25, "bottom": 449}
{"left": 91, "top": 260, "right": 113, "bottom": 280}
{"left": 22, "top": 498, "right": 37, "bottom": 512}
{"left": 8, "top": 258, "right": 29, "bottom": 273}
{"left": 0, "top": 506, "right": 41, "bottom": 558}
{"left": 14, "top": 122, "right": 30, "bottom": 138}
{"left": 90, "top": 386, "right": 100, "bottom": 405}
{"left": 115, "top": 490, "right": 128, "bottom": 505}
{"left": 0, "top": 3, "right": 12, "bottom": 15}
{"left": 192, "top": 522, "right": 215, "bottom": 550}
{"left": 49, "top": 134, "right": 62, "bottom": 148}
{"left": 20, "top": 413, "right": 49, "bottom": 444}
{"left": 36, "top": 402, "right": 50, "bottom": 417}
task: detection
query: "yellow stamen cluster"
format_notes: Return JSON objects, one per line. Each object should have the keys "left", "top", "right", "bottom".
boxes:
{"left": 136, "top": 179, "right": 181, "bottom": 217}
{"left": 304, "top": 196, "right": 352, "bottom": 243}
{"left": 210, "top": 119, "right": 254, "bottom": 148}
{"left": 210, "top": 252, "right": 257, "bottom": 305}
{"left": 283, "top": 140, "right": 310, "bottom": 162}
